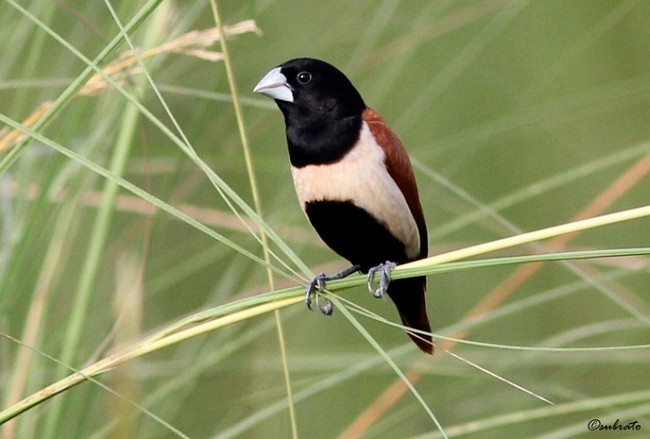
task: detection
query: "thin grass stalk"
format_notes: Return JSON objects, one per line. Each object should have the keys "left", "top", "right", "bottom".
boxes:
{"left": 209, "top": 2, "right": 299, "bottom": 436}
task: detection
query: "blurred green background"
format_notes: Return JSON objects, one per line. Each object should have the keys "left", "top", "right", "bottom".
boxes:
{"left": 1, "top": 1, "right": 649, "bottom": 438}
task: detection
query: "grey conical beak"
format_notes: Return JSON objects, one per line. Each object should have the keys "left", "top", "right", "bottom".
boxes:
{"left": 253, "top": 67, "right": 294, "bottom": 103}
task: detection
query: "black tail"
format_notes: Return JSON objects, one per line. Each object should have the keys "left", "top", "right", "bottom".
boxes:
{"left": 387, "top": 276, "right": 432, "bottom": 354}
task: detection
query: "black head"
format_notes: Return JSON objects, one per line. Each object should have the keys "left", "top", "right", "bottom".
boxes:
{"left": 254, "top": 58, "right": 366, "bottom": 166}
{"left": 254, "top": 58, "right": 365, "bottom": 122}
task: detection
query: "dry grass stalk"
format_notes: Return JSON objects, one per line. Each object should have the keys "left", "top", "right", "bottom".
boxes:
{"left": 0, "top": 20, "right": 261, "bottom": 154}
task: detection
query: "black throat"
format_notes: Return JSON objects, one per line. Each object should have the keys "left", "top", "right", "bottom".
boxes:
{"left": 282, "top": 112, "right": 362, "bottom": 168}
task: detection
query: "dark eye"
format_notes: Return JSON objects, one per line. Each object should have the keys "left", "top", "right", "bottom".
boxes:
{"left": 296, "top": 71, "right": 312, "bottom": 84}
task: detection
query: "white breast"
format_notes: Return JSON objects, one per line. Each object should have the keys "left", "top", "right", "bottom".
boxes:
{"left": 291, "top": 121, "right": 420, "bottom": 258}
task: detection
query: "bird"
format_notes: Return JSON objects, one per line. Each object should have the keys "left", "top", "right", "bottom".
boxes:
{"left": 254, "top": 58, "right": 432, "bottom": 354}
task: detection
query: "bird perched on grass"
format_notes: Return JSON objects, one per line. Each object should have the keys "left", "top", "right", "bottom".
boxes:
{"left": 254, "top": 58, "right": 432, "bottom": 354}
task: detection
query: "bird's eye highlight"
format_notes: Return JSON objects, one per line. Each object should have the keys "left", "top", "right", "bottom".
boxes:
{"left": 296, "top": 71, "right": 312, "bottom": 84}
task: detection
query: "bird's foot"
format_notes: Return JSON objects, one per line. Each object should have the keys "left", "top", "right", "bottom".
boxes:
{"left": 304, "top": 264, "right": 361, "bottom": 316}
{"left": 305, "top": 273, "right": 333, "bottom": 315}
{"left": 367, "top": 261, "right": 396, "bottom": 299}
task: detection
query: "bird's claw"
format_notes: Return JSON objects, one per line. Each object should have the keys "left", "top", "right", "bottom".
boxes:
{"left": 367, "top": 261, "right": 396, "bottom": 299}
{"left": 305, "top": 273, "right": 333, "bottom": 316}
{"left": 304, "top": 265, "right": 361, "bottom": 316}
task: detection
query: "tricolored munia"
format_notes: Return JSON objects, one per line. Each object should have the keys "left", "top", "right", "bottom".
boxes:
{"left": 254, "top": 58, "right": 432, "bottom": 354}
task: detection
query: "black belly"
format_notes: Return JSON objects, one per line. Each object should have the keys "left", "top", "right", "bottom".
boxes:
{"left": 304, "top": 200, "right": 409, "bottom": 272}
